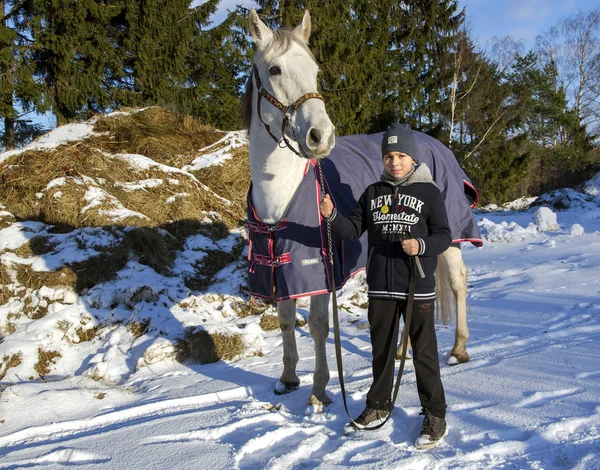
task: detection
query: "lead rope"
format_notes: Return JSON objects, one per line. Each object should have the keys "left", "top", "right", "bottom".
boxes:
{"left": 316, "top": 160, "right": 416, "bottom": 431}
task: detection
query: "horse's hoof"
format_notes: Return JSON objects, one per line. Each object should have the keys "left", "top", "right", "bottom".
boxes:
{"left": 306, "top": 393, "right": 332, "bottom": 413}
{"left": 274, "top": 379, "right": 300, "bottom": 395}
{"left": 447, "top": 353, "right": 469, "bottom": 366}
{"left": 307, "top": 393, "right": 332, "bottom": 406}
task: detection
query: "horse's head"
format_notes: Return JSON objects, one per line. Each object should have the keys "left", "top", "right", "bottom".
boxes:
{"left": 246, "top": 9, "right": 335, "bottom": 159}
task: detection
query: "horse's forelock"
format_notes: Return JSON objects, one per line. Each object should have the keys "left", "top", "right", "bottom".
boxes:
{"left": 265, "top": 29, "right": 315, "bottom": 62}
{"left": 240, "top": 29, "right": 316, "bottom": 129}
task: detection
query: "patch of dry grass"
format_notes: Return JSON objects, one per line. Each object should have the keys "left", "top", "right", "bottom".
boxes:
{"left": 75, "top": 326, "right": 100, "bottom": 343}
{"left": 192, "top": 146, "right": 251, "bottom": 227}
{"left": 184, "top": 246, "right": 242, "bottom": 292}
{"left": 0, "top": 212, "right": 15, "bottom": 229}
{"left": 15, "top": 265, "right": 78, "bottom": 292}
{"left": 13, "top": 227, "right": 175, "bottom": 294}
{"left": 13, "top": 236, "right": 56, "bottom": 258}
{"left": 0, "top": 265, "right": 12, "bottom": 305}
{"left": 3, "top": 314, "right": 18, "bottom": 335}
{"left": 22, "top": 298, "right": 49, "bottom": 320}
{"left": 259, "top": 314, "right": 280, "bottom": 331}
{"left": 0, "top": 145, "right": 128, "bottom": 227}
{"left": 163, "top": 219, "right": 230, "bottom": 243}
{"left": 90, "top": 107, "right": 222, "bottom": 168}
{"left": 123, "top": 227, "right": 175, "bottom": 275}
{"left": 34, "top": 349, "right": 61, "bottom": 377}
{"left": 0, "top": 353, "right": 22, "bottom": 381}
{"left": 126, "top": 319, "right": 151, "bottom": 338}
{"left": 175, "top": 328, "right": 246, "bottom": 364}
{"left": 232, "top": 298, "right": 270, "bottom": 318}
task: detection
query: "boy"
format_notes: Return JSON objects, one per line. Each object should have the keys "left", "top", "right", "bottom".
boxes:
{"left": 320, "top": 123, "right": 451, "bottom": 449}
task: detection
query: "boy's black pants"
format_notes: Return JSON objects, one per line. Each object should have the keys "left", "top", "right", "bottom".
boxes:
{"left": 365, "top": 298, "right": 446, "bottom": 416}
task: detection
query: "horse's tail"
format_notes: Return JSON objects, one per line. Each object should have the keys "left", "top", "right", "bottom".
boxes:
{"left": 435, "top": 253, "right": 454, "bottom": 325}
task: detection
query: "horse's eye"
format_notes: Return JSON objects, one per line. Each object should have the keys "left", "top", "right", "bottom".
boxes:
{"left": 269, "top": 66, "right": 281, "bottom": 75}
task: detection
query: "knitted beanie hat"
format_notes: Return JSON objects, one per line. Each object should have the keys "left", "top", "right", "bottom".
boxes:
{"left": 381, "top": 123, "right": 419, "bottom": 162}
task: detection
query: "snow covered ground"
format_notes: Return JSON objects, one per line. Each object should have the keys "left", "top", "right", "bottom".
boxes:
{"left": 1, "top": 124, "right": 600, "bottom": 468}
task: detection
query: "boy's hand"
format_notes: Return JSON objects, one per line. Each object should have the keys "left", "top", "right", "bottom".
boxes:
{"left": 401, "top": 238, "right": 419, "bottom": 256}
{"left": 320, "top": 194, "right": 334, "bottom": 218}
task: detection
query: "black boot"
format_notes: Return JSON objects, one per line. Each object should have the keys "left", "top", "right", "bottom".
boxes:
{"left": 354, "top": 407, "right": 390, "bottom": 426}
{"left": 415, "top": 408, "right": 448, "bottom": 450}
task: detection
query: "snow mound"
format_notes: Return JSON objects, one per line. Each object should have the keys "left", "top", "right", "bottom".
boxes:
{"left": 533, "top": 207, "right": 559, "bottom": 232}
{"left": 477, "top": 218, "right": 540, "bottom": 242}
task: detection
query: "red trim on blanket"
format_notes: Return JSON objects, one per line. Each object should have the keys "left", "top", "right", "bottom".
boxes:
{"left": 463, "top": 179, "right": 479, "bottom": 208}
{"left": 453, "top": 237, "right": 483, "bottom": 247}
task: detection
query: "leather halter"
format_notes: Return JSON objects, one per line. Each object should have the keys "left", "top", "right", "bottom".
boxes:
{"left": 253, "top": 65, "right": 325, "bottom": 158}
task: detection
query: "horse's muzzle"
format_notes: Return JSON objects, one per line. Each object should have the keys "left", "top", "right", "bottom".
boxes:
{"left": 306, "top": 125, "right": 335, "bottom": 158}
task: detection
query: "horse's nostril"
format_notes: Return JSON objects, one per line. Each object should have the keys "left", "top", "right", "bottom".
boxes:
{"left": 309, "top": 128, "right": 322, "bottom": 145}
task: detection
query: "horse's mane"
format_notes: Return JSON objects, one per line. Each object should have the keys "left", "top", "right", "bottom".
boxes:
{"left": 240, "top": 28, "right": 316, "bottom": 130}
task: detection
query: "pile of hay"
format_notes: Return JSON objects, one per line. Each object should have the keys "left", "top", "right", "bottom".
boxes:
{"left": 0, "top": 107, "right": 250, "bottom": 231}
{"left": 0, "top": 108, "right": 269, "bottom": 379}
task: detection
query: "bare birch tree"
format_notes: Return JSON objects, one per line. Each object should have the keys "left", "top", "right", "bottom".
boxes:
{"left": 536, "top": 8, "right": 600, "bottom": 135}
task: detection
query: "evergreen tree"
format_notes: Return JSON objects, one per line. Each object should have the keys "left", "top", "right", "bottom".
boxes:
{"left": 110, "top": 0, "right": 214, "bottom": 110}
{"left": 0, "top": 0, "right": 46, "bottom": 149}
{"left": 457, "top": 58, "right": 526, "bottom": 204}
{"left": 394, "top": 0, "right": 464, "bottom": 132}
{"left": 30, "top": 0, "right": 122, "bottom": 125}
{"left": 508, "top": 52, "right": 594, "bottom": 193}
{"left": 179, "top": 3, "right": 248, "bottom": 130}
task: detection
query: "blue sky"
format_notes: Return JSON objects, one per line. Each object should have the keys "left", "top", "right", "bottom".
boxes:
{"left": 460, "top": 0, "right": 598, "bottom": 50}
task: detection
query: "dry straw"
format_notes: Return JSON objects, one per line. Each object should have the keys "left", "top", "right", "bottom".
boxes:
{"left": 34, "top": 349, "right": 62, "bottom": 377}
{"left": 0, "top": 353, "right": 22, "bottom": 381}
{"left": 259, "top": 315, "right": 280, "bottom": 331}
{"left": 175, "top": 328, "right": 246, "bottom": 364}
{"left": 0, "top": 265, "right": 12, "bottom": 305}
{"left": 0, "top": 107, "right": 250, "bottom": 230}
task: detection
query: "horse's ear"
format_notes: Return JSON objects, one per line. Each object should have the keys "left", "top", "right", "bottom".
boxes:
{"left": 249, "top": 8, "right": 272, "bottom": 44}
{"left": 293, "top": 10, "right": 311, "bottom": 43}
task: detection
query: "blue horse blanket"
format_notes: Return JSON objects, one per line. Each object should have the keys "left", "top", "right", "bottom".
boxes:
{"left": 247, "top": 130, "right": 482, "bottom": 301}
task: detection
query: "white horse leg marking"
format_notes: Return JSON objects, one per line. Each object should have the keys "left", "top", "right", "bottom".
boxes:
{"left": 307, "top": 294, "right": 332, "bottom": 406}
{"left": 443, "top": 246, "right": 469, "bottom": 364}
{"left": 275, "top": 299, "right": 300, "bottom": 394}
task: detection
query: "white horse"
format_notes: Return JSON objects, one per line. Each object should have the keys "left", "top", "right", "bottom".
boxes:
{"left": 243, "top": 9, "right": 469, "bottom": 409}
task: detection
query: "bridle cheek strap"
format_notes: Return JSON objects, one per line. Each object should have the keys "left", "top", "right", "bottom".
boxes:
{"left": 253, "top": 66, "right": 325, "bottom": 158}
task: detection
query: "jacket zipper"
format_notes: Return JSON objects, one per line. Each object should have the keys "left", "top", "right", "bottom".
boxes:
{"left": 389, "top": 187, "right": 399, "bottom": 291}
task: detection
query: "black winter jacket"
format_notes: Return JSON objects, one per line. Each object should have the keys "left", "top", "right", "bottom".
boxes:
{"left": 328, "top": 164, "right": 451, "bottom": 300}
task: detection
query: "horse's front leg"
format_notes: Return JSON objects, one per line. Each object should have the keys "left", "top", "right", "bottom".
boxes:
{"left": 275, "top": 299, "right": 300, "bottom": 394}
{"left": 307, "top": 294, "right": 332, "bottom": 407}
{"left": 444, "top": 246, "right": 469, "bottom": 364}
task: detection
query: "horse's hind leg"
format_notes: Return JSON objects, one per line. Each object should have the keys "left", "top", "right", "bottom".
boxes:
{"left": 275, "top": 299, "right": 300, "bottom": 394}
{"left": 443, "top": 246, "right": 469, "bottom": 365}
{"left": 396, "top": 333, "right": 411, "bottom": 360}
{"left": 307, "top": 294, "right": 332, "bottom": 407}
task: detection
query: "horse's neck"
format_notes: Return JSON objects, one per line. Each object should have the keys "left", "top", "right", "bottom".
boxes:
{"left": 249, "top": 126, "right": 308, "bottom": 225}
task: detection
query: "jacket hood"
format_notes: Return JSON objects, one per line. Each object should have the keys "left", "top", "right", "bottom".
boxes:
{"left": 383, "top": 163, "right": 436, "bottom": 187}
